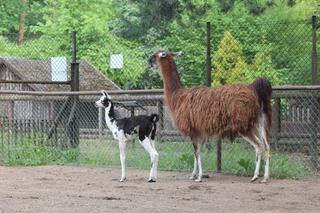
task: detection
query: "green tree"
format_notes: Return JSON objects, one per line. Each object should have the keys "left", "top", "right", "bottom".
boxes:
{"left": 216, "top": 0, "right": 236, "bottom": 12}
{"left": 0, "top": 0, "right": 45, "bottom": 37}
{"left": 212, "top": 31, "right": 247, "bottom": 86}
{"left": 110, "top": 0, "right": 182, "bottom": 41}
{"left": 245, "top": 51, "right": 285, "bottom": 85}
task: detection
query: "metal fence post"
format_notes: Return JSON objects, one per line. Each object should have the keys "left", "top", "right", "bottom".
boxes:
{"left": 311, "top": 15, "right": 318, "bottom": 85}
{"left": 272, "top": 98, "right": 281, "bottom": 151}
{"left": 206, "top": 21, "right": 222, "bottom": 173}
{"left": 157, "top": 100, "right": 164, "bottom": 131}
{"left": 98, "top": 107, "right": 104, "bottom": 137}
{"left": 309, "top": 95, "right": 319, "bottom": 170}
{"left": 69, "top": 31, "right": 80, "bottom": 147}
{"left": 310, "top": 15, "right": 319, "bottom": 170}
{"left": 206, "top": 22, "right": 212, "bottom": 87}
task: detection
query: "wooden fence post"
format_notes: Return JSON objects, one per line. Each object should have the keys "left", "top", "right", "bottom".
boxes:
{"left": 157, "top": 100, "right": 164, "bottom": 131}
{"left": 98, "top": 107, "right": 104, "bottom": 137}
{"left": 272, "top": 98, "right": 281, "bottom": 150}
{"left": 69, "top": 31, "right": 80, "bottom": 148}
{"left": 311, "top": 15, "right": 318, "bottom": 85}
{"left": 309, "top": 95, "right": 319, "bottom": 170}
{"left": 310, "top": 15, "right": 319, "bottom": 170}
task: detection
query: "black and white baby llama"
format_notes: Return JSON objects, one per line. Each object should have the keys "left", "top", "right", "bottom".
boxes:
{"left": 95, "top": 91, "right": 159, "bottom": 182}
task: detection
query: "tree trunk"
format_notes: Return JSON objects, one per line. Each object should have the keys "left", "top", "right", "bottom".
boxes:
{"left": 18, "top": 0, "right": 28, "bottom": 45}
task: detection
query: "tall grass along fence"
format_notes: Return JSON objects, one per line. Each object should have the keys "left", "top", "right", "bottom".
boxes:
{"left": 0, "top": 88, "right": 318, "bottom": 179}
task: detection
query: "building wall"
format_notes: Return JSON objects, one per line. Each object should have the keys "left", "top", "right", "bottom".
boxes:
{"left": 0, "top": 63, "right": 52, "bottom": 121}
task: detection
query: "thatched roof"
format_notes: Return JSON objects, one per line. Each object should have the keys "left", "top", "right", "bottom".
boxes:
{"left": 0, "top": 57, "right": 120, "bottom": 91}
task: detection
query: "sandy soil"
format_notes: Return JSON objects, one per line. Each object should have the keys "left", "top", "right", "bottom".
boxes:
{"left": 0, "top": 166, "right": 319, "bottom": 213}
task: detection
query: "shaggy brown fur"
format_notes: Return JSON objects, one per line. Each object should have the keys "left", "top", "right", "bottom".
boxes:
{"left": 149, "top": 51, "right": 272, "bottom": 183}
{"left": 168, "top": 85, "right": 260, "bottom": 140}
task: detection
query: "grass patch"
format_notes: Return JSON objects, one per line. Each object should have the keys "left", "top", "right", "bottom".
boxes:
{"left": 0, "top": 135, "right": 79, "bottom": 166}
{"left": 0, "top": 136, "right": 309, "bottom": 179}
{"left": 76, "top": 139, "right": 308, "bottom": 179}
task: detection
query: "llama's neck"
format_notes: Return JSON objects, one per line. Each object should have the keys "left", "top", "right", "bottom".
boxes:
{"left": 104, "top": 103, "right": 116, "bottom": 129}
{"left": 159, "top": 59, "right": 182, "bottom": 106}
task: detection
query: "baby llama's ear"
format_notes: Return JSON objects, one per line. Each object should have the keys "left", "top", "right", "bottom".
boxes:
{"left": 106, "top": 93, "right": 112, "bottom": 100}
{"left": 101, "top": 90, "right": 107, "bottom": 96}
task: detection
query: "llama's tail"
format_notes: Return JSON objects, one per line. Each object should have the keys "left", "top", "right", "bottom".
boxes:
{"left": 149, "top": 114, "right": 159, "bottom": 123}
{"left": 251, "top": 77, "right": 272, "bottom": 131}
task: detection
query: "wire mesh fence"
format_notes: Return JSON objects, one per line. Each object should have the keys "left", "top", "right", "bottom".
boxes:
{"left": 0, "top": 90, "right": 318, "bottom": 178}
{"left": 210, "top": 19, "right": 315, "bottom": 87}
{"left": 0, "top": 18, "right": 319, "bottom": 179}
{"left": 1, "top": 18, "right": 318, "bottom": 91}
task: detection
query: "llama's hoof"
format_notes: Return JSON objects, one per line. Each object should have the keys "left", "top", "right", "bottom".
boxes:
{"left": 251, "top": 176, "right": 258, "bottom": 182}
{"left": 189, "top": 175, "right": 197, "bottom": 180}
{"left": 260, "top": 178, "right": 268, "bottom": 183}
{"left": 148, "top": 178, "right": 156, "bottom": 183}
{"left": 195, "top": 178, "right": 202, "bottom": 183}
{"left": 119, "top": 177, "right": 126, "bottom": 182}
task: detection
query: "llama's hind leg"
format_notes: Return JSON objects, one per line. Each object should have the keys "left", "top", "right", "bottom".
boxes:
{"left": 256, "top": 114, "right": 270, "bottom": 183}
{"left": 119, "top": 140, "right": 127, "bottom": 182}
{"left": 260, "top": 126, "right": 270, "bottom": 183}
{"left": 242, "top": 134, "right": 262, "bottom": 182}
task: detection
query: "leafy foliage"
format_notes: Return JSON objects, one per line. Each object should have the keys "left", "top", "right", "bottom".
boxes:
{"left": 0, "top": 0, "right": 318, "bottom": 88}
{"left": 212, "top": 31, "right": 247, "bottom": 86}
{"left": 110, "top": 0, "right": 182, "bottom": 41}
{"left": 246, "top": 51, "right": 286, "bottom": 85}
{"left": 0, "top": 0, "right": 45, "bottom": 34}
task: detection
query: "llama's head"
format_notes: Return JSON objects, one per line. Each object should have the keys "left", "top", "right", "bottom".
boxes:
{"left": 149, "top": 51, "right": 181, "bottom": 67}
{"left": 95, "top": 90, "right": 112, "bottom": 109}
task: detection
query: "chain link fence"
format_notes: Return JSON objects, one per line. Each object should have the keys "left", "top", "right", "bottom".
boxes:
{"left": 0, "top": 18, "right": 319, "bottom": 179}
{"left": 209, "top": 19, "right": 315, "bottom": 87}
{"left": 0, "top": 90, "right": 318, "bottom": 177}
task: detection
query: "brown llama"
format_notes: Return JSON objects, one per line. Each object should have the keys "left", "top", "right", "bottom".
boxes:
{"left": 149, "top": 51, "right": 272, "bottom": 183}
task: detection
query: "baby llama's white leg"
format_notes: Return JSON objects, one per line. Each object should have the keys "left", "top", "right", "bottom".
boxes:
{"left": 119, "top": 140, "right": 127, "bottom": 182}
{"left": 150, "top": 139, "right": 159, "bottom": 179}
{"left": 140, "top": 137, "right": 159, "bottom": 182}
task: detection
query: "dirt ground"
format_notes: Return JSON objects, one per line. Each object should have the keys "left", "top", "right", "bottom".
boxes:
{"left": 0, "top": 166, "right": 319, "bottom": 213}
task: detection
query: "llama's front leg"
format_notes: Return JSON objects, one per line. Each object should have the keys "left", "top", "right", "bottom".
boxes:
{"left": 119, "top": 141, "right": 127, "bottom": 182}
{"left": 192, "top": 142, "right": 202, "bottom": 182}
{"left": 140, "top": 137, "right": 159, "bottom": 182}
{"left": 189, "top": 155, "right": 198, "bottom": 180}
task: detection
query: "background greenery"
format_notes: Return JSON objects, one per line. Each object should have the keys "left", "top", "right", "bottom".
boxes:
{"left": 0, "top": 0, "right": 319, "bottom": 88}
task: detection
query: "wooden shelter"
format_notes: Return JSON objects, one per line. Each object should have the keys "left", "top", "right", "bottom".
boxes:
{"left": 0, "top": 57, "right": 120, "bottom": 127}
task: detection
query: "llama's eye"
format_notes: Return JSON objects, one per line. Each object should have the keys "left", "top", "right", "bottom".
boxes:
{"left": 159, "top": 52, "right": 167, "bottom": 58}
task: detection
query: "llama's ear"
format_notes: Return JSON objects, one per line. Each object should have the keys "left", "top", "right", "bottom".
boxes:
{"left": 158, "top": 52, "right": 167, "bottom": 58}
{"left": 107, "top": 93, "right": 111, "bottom": 99}
{"left": 101, "top": 90, "right": 108, "bottom": 97}
{"left": 172, "top": 51, "right": 182, "bottom": 57}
